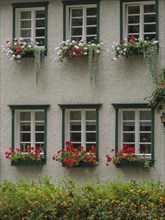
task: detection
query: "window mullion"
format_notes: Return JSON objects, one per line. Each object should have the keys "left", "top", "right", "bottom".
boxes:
{"left": 32, "top": 9, "right": 35, "bottom": 42}
{"left": 125, "top": 5, "right": 128, "bottom": 40}
{"left": 31, "top": 111, "right": 35, "bottom": 148}
{"left": 140, "top": 4, "right": 144, "bottom": 40}
{"left": 82, "top": 110, "right": 85, "bottom": 149}
{"left": 83, "top": 7, "right": 86, "bottom": 41}
{"left": 135, "top": 111, "right": 139, "bottom": 155}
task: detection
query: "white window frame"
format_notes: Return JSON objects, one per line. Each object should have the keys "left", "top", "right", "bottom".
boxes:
{"left": 123, "top": 1, "right": 156, "bottom": 40}
{"left": 15, "top": 110, "right": 45, "bottom": 153}
{"left": 15, "top": 7, "right": 45, "bottom": 47}
{"left": 66, "top": 4, "right": 97, "bottom": 41}
{"left": 119, "top": 109, "right": 152, "bottom": 159}
{"left": 65, "top": 109, "right": 96, "bottom": 149}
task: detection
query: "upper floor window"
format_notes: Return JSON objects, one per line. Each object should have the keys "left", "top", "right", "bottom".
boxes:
{"left": 63, "top": 0, "right": 100, "bottom": 43}
{"left": 12, "top": 3, "right": 48, "bottom": 49}
{"left": 123, "top": 1, "right": 157, "bottom": 40}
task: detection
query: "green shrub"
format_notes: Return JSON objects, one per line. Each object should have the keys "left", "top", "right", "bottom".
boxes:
{"left": 0, "top": 177, "right": 164, "bottom": 220}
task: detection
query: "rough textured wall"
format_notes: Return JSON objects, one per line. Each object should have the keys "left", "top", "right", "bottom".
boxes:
{"left": 0, "top": 0, "right": 165, "bottom": 184}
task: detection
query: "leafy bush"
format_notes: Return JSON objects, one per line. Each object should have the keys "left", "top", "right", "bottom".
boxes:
{"left": 0, "top": 177, "right": 164, "bottom": 220}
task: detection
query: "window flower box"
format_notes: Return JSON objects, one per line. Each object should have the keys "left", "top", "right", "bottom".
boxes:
{"left": 115, "top": 160, "right": 154, "bottom": 168}
{"left": 53, "top": 141, "right": 98, "bottom": 169}
{"left": 11, "top": 158, "right": 46, "bottom": 166}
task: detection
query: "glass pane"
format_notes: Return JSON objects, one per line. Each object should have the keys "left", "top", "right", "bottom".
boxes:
{"left": 86, "top": 144, "right": 96, "bottom": 151}
{"left": 35, "top": 38, "right": 45, "bottom": 46}
{"left": 35, "top": 122, "right": 44, "bottom": 131}
{"left": 140, "top": 133, "right": 151, "bottom": 142}
{"left": 21, "top": 20, "right": 31, "bottom": 28}
{"left": 21, "top": 30, "right": 31, "bottom": 37}
{"left": 123, "top": 111, "right": 135, "bottom": 120}
{"left": 87, "top": 37, "right": 96, "bottom": 43}
{"left": 128, "top": 25, "right": 139, "bottom": 33}
{"left": 86, "top": 111, "right": 96, "bottom": 120}
{"left": 128, "top": 6, "right": 140, "bottom": 14}
{"left": 36, "top": 10, "right": 45, "bottom": 18}
{"left": 123, "top": 133, "right": 135, "bottom": 142}
{"left": 144, "top": 24, "right": 156, "bottom": 32}
{"left": 87, "top": 27, "right": 97, "bottom": 35}
{"left": 20, "top": 112, "right": 31, "bottom": 121}
{"left": 21, "top": 11, "right": 31, "bottom": 19}
{"left": 87, "top": 8, "right": 97, "bottom": 16}
{"left": 72, "top": 9, "right": 83, "bottom": 17}
{"left": 36, "top": 29, "right": 45, "bottom": 37}
{"left": 70, "top": 122, "right": 81, "bottom": 131}
{"left": 70, "top": 133, "right": 81, "bottom": 142}
{"left": 20, "top": 143, "right": 31, "bottom": 152}
{"left": 20, "top": 133, "right": 30, "bottom": 142}
{"left": 86, "top": 122, "right": 96, "bottom": 131}
{"left": 20, "top": 122, "right": 31, "bottom": 131}
{"left": 140, "top": 111, "right": 151, "bottom": 120}
{"left": 72, "top": 18, "right": 83, "bottom": 26}
{"left": 71, "top": 36, "right": 82, "bottom": 42}
{"left": 70, "top": 111, "right": 81, "bottom": 120}
{"left": 144, "top": 5, "right": 155, "bottom": 13}
{"left": 128, "top": 16, "right": 140, "bottom": 24}
{"left": 86, "top": 133, "right": 96, "bottom": 142}
{"left": 87, "top": 17, "right": 97, "bottom": 25}
{"left": 144, "top": 34, "right": 156, "bottom": 40}
{"left": 144, "top": 14, "right": 156, "bottom": 23}
{"left": 140, "top": 122, "right": 151, "bottom": 131}
{"left": 35, "top": 112, "right": 44, "bottom": 120}
{"left": 36, "top": 20, "right": 45, "bottom": 28}
{"left": 35, "top": 133, "right": 44, "bottom": 142}
{"left": 71, "top": 28, "right": 82, "bottom": 35}
{"left": 35, "top": 144, "right": 44, "bottom": 152}
{"left": 140, "top": 144, "right": 151, "bottom": 154}
{"left": 123, "top": 122, "right": 135, "bottom": 131}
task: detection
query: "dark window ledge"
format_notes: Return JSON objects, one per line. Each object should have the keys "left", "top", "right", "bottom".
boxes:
{"left": 116, "top": 160, "right": 154, "bottom": 168}
{"left": 11, "top": 158, "right": 46, "bottom": 167}
{"left": 62, "top": 161, "right": 98, "bottom": 168}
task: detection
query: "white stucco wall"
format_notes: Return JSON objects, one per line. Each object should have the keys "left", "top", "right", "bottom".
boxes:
{"left": 0, "top": 0, "right": 165, "bottom": 184}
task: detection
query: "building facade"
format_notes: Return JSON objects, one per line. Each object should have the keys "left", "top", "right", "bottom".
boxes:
{"left": 0, "top": 0, "right": 165, "bottom": 184}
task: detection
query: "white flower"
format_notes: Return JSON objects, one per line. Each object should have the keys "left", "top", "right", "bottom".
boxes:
{"left": 84, "top": 47, "right": 88, "bottom": 50}
{"left": 117, "top": 47, "right": 120, "bottom": 51}
{"left": 16, "top": 55, "right": 21, "bottom": 59}
{"left": 19, "top": 37, "right": 24, "bottom": 41}
{"left": 78, "top": 43, "right": 83, "bottom": 46}
{"left": 153, "top": 40, "right": 158, "bottom": 44}
{"left": 124, "top": 48, "right": 127, "bottom": 51}
{"left": 75, "top": 45, "right": 79, "bottom": 49}
{"left": 96, "top": 49, "right": 100, "bottom": 54}
{"left": 84, "top": 52, "right": 88, "bottom": 55}
{"left": 55, "top": 47, "right": 60, "bottom": 51}
{"left": 91, "top": 43, "right": 96, "bottom": 46}
{"left": 28, "top": 45, "right": 32, "bottom": 48}
{"left": 72, "top": 40, "right": 76, "bottom": 44}
{"left": 14, "top": 42, "right": 17, "bottom": 45}
{"left": 57, "top": 50, "right": 61, "bottom": 55}
{"left": 112, "top": 57, "right": 117, "bottom": 61}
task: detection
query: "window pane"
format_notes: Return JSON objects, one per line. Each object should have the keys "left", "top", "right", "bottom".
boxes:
{"left": 70, "top": 122, "right": 81, "bottom": 131}
{"left": 71, "top": 28, "right": 82, "bottom": 35}
{"left": 21, "top": 11, "right": 31, "bottom": 19}
{"left": 144, "top": 5, "right": 155, "bottom": 13}
{"left": 123, "top": 133, "right": 135, "bottom": 142}
{"left": 144, "top": 34, "right": 156, "bottom": 40}
{"left": 144, "top": 24, "right": 156, "bottom": 32}
{"left": 35, "top": 38, "right": 45, "bottom": 46}
{"left": 140, "top": 144, "right": 151, "bottom": 154}
{"left": 35, "top": 133, "right": 44, "bottom": 142}
{"left": 128, "top": 16, "right": 140, "bottom": 24}
{"left": 87, "top": 27, "right": 97, "bottom": 35}
{"left": 35, "top": 143, "right": 44, "bottom": 152}
{"left": 70, "top": 133, "right": 81, "bottom": 142}
{"left": 20, "top": 133, "right": 31, "bottom": 142}
{"left": 20, "top": 122, "right": 31, "bottom": 131}
{"left": 87, "top": 37, "right": 96, "bottom": 43}
{"left": 86, "top": 111, "right": 96, "bottom": 120}
{"left": 21, "top": 20, "right": 31, "bottom": 28}
{"left": 86, "top": 133, "right": 96, "bottom": 142}
{"left": 72, "top": 18, "right": 83, "bottom": 26}
{"left": 86, "top": 144, "right": 96, "bottom": 151}
{"left": 20, "top": 143, "right": 31, "bottom": 152}
{"left": 35, "top": 122, "right": 44, "bottom": 131}
{"left": 71, "top": 36, "right": 82, "bottom": 42}
{"left": 36, "top": 29, "right": 45, "bottom": 37}
{"left": 86, "top": 122, "right": 96, "bottom": 131}
{"left": 70, "top": 111, "right": 81, "bottom": 120}
{"left": 140, "top": 111, "right": 151, "bottom": 120}
{"left": 140, "top": 122, "right": 151, "bottom": 131}
{"left": 140, "top": 133, "right": 151, "bottom": 142}
{"left": 21, "top": 30, "right": 31, "bottom": 37}
{"left": 72, "top": 9, "right": 83, "bottom": 17}
{"left": 128, "top": 25, "right": 139, "bottom": 33}
{"left": 123, "top": 111, "right": 135, "bottom": 120}
{"left": 144, "top": 14, "right": 156, "bottom": 23}
{"left": 128, "top": 6, "right": 140, "bottom": 14}
{"left": 20, "top": 112, "right": 31, "bottom": 121}
{"left": 35, "top": 112, "right": 44, "bottom": 121}
{"left": 87, "top": 8, "right": 97, "bottom": 16}
{"left": 36, "top": 20, "right": 45, "bottom": 28}
{"left": 36, "top": 10, "right": 45, "bottom": 18}
{"left": 87, "top": 17, "right": 97, "bottom": 25}
{"left": 123, "top": 122, "right": 135, "bottom": 131}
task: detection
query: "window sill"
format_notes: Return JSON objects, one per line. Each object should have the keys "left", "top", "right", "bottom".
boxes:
{"left": 62, "top": 161, "right": 98, "bottom": 168}
{"left": 11, "top": 158, "right": 46, "bottom": 166}
{"left": 115, "top": 160, "right": 154, "bottom": 168}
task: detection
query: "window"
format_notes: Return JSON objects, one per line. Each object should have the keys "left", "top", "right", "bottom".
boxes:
{"left": 112, "top": 104, "right": 154, "bottom": 160}
{"left": 9, "top": 105, "right": 49, "bottom": 158}
{"left": 12, "top": 3, "right": 48, "bottom": 48}
{"left": 122, "top": 1, "right": 157, "bottom": 40}
{"left": 59, "top": 104, "right": 101, "bottom": 157}
{"left": 63, "top": 0, "right": 100, "bottom": 42}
